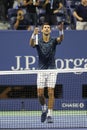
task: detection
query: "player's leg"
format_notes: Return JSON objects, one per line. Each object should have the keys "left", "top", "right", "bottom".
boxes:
{"left": 48, "top": 88, "right": 54, "bottom": 112}
{"left": 47, "top": 87, "right": 54, "bottom": 123}
{"left": 46, "top": 73, "right": 57, "bottom": 123}
{"left": 37, "top": 73, "right": 47, "bottom": 122}
{"left": 37, "top": 88, "right": 47, "bottom": 112}
{"left": 37, "top": 88, "right": 48, "bottom": 123}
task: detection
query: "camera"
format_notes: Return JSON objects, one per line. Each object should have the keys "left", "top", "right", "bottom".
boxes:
{"left": 18, "top": 13, "right": 22, "bottom": 16}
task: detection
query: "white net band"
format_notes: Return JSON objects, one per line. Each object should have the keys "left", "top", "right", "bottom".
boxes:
{"left": 0, "top": 68, "right": 87, "bottom": 75}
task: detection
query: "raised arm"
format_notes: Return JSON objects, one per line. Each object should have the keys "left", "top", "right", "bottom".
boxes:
{"left": 56, "top": 22, "right": 64, "bottom": 43}
{"left": 53, "top": 2, "right": 63, "bottom": 14}
{"left": 29, "top": 27, "right": 39, "bottom": 47}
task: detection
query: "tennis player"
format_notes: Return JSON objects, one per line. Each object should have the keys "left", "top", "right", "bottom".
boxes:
{"left": 30, "top": 22, "right": 64, "bottom": 123}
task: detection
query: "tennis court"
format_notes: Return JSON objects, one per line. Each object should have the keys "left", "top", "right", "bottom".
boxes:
{"left": 0, "top": 110, "right": 87, "bottom": 129}
{"left": 0, "top": 69, "right": 87, "bottom": 130}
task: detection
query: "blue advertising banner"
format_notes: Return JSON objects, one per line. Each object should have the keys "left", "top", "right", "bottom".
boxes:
{"left": 0, "top": 30, "right": 87, "bottom": 70}
{"left": 0, "top": 30, "right": 87, "bottom": 110}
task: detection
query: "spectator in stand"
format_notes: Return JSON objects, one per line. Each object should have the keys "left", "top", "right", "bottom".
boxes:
{"left": 13, "top": 9, "right": 31, "bottom": 30}
{"left": 4, "top": 0, "right": 14, "bottom": 21}
{"left": 7, "top": 0, "right": 26, "bottom": 29}
{"left": 0, "top": 0, "right": 6, "bottom": 22}
{"left": 23, "top": 0, "right": 40, "bottom": 25}
{"left": 73, "top": 0, "right": 87, "bottom": 30}
{"left": 13, "top": 0, "right": 24, "bottom": 9}
{"left": 43, "top": 0, "right": 63, "bottom": 25}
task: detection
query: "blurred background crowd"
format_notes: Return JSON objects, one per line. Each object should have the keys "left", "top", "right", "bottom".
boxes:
{"left": 0, "top": 0, "right": 87, "bottom": 30}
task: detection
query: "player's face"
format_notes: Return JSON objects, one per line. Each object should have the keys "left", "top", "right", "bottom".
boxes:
{"left": 41, "top": 25, "right": 51, "bottom": 35}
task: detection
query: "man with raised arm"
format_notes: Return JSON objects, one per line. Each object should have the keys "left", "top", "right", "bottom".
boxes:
{"left": 30, "top": 22, "right": 64, "bottom": 123}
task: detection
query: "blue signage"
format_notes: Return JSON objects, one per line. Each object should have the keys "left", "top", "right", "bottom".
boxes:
{"left": 0, "top": 30, "right": 87, "bottom": 110}
{"left": 0, "top": 30, "right": 87, "bottom": 71}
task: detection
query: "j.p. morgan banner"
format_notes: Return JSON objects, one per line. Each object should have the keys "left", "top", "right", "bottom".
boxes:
{"left": 0, "top": 30, "right": 87, "bottom": 110}
{"left": 0, "top": 30, "right": 87, "bottom": 70}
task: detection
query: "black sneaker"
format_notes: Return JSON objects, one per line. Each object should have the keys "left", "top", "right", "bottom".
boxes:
{"left": 47, "top": 116, "right": 53, "bottom": 123}
{"left": 41, "top": 110, "right": 48, "bottom": 123}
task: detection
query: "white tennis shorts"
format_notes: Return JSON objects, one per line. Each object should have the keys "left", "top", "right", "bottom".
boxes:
{"left": 37, "top": 72, "right": 57, "bottom": 88}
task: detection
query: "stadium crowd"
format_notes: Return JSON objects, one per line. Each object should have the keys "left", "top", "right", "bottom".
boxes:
{"left": 0, "top": 0, "right": 87, "bottom": 30}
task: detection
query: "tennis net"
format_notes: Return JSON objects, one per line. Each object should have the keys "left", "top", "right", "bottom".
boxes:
{"left": 0, "top": 68, "right": 87, "bottom": 129}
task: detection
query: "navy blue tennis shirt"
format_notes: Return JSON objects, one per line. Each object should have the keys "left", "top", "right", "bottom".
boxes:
{"left": 35, "top": 37, "right": 61, "bottom": 69}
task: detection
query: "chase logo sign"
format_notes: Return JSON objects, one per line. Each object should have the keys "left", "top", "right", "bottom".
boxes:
{"left": 62, "top": 102, "right": 85, "bottom": 108}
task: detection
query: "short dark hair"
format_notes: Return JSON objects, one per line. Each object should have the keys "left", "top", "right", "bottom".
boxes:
{"left": 42, "top": 22, "right": 51, "bottom": 29}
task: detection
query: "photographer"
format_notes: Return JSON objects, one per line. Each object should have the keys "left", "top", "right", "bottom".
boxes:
{"left": 14, "top": 9, "right": 31, "bottom": 30}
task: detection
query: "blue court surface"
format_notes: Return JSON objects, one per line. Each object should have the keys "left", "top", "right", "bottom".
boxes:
{"left": 0, "top": 111, "right": 87, "bottom": 130}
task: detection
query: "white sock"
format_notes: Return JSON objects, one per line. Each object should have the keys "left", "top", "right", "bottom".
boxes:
{"left": 42, "top": 104, "right": 47, "bottom": 112}
{"left": 47, "top": 109, "right": 52, "bottom": 117}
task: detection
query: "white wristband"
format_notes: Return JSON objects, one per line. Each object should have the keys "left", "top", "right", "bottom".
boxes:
{"left": 36, "top": 34, "right": 38, "bottom": 45}
{"left": 59, "top": 30, "right": 64, "bottom": 36}
{"left": 31, "top": 33, "right": 36, "bottom": 40}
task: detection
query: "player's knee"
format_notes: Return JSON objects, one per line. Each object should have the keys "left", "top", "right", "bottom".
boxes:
{"left": 48, "top": 92, "right": 54, "bottom": 98}
{"left": 37, "top": 93, "right": 44, "bottom": 97}
{"left": 48, "top": 88, "right": 54, "bottom": 98}
{"left": 37, "top": 90, "right": 44, "bottom": 97}
{"left": 37, "top": 92, "right": 45, "bottom": 105}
